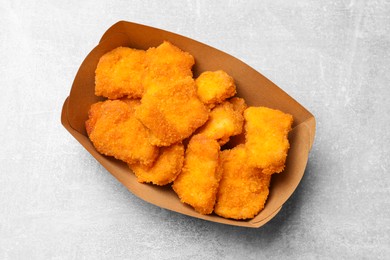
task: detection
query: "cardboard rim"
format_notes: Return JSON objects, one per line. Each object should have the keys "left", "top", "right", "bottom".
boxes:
{"left": 62, "top": 21, "right": 316, "bottom": 228}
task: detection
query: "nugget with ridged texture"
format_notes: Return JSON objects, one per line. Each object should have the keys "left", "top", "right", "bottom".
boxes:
{"left": 95, "top": 47, "right": 147, "bottom": 99}
{"left": 85, "top": 99, "right": 158, "bottom": 166}
{"left": 195, "top": 70, "right": 236, "bottom": 108}
{"left": 136, "top": 76, "right": 209, "bottom": 147}
{"left": 244, "top": 106, "right": 293, "bottom": 174}
{"left": 196, "top": 98, "right": 246, "bottom": 145}
{"left": 172, "top": 135, "right": 221, "bottom": 214}
{"left": 129, "top": 143, "right": 185, "bottom": 186}
{"left": 214, "top": 145, "right": 271, "bottom": 219}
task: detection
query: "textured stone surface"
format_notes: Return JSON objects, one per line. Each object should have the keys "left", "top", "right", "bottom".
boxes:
{"left": 1, "top": 0, "right": 389, "bottom": 258}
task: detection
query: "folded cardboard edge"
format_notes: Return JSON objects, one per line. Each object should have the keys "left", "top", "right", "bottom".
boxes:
{"left": 64, "top": 21, "right": 316, "bottom": 228}
{"left": 68, "top": 20, "right": 316, "bottom": 136}
{"left": 99, "top": 21, "right": 315, "bottom": 125}
{"left": 62, "top": 97, "right": 275, "bottom": 228}
{"left": 61, "top": 97, "right": 312, "bottom": 228}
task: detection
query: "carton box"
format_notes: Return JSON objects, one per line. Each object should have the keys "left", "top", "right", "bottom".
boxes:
{"left": 61, "top": 21, "right": 316, "bottom": 228}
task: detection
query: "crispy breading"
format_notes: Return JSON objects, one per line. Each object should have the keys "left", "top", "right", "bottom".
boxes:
{"left": 172, "top": 135, "right": 221, "bottom": 214}
{"left": 95, "top": 47, "right": 146, "bottom": 99}
{"left": 196, "top": 98, "right": 246, "bottom": 145}
{"left": 95, "top": 42, "right": 194, "bottom": 100}
{"left": 85, "top": 99, "right": 158, "bottom": 166}
{"left": 129, "top": 143, "right": 185, "bottom": 186}
{"left": 214, "top": 145, "right": 271, "bottom": 219}
{"left": 229, "top": 97, "right": 247, "bottom": 115}
{"left": 244, "top": 107, "right": 293, "bottom": 174}
{"left": 145, "top": 41, "right": 194, "bottom": 84}
{"left": 85, "top": 102, "right": 104, "bottom": 136}
{"left": 136, "top": 76, "right": 209, "bottom": 147}
{"left": 195, "top": 70, "right": 236, "bottom": 108}
{"left": 88, "top": 42, "right": 296, "bottom": 220}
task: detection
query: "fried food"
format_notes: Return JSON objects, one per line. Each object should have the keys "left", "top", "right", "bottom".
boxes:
{"left": 214, "top": 145, "right": 271, "bottom": 220}
{"left": 95, "top": 42, "right": 194, "bottom": 100}
{"left": 136, "top": 76, "right": 209, "bottom": 146}
{"left": 229, "top": 97, "right": 247, "bottom": 115}
{"left": 145, "top": 41, "right": 194, "bottom": 83}
{"left": 244, "top": 107, "right": 293, "bottom": 174}
{"left": 95, "top": 47, "right": 147, "bottom": 99}
{"left": 87, "top": 41, "right": 296, "bottom": 220}
{"left": 195, "top": 70, "right": 236, "bottom": 108}
{"left": 85, "top": 99, "right": 158, "bottom": 166}
{"left": 196, "top": 98, "right": 246, "bottom": 145}
{"left": 172, "top": 135, "right": 221, "bottom": 214}
{"left": 129, "top": 143, "right": 185, "bottom": 186}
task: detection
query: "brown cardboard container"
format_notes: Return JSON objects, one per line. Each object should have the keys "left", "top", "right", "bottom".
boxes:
{"left": 61, "top": 21, "right": 316, "bottom": 228}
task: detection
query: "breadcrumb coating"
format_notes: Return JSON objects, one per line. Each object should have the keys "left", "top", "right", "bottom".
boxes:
{"left": 229, "top": 97, "right": 247, "bottom": 115}
{"left": 195, "top": 70, "right": 236, "bottom": 107}
{"left": 145, "top": 41, "right": 194, "bottom": 84}
{"left": 85, "top": 99, "right": 158, "bottom": 166}
{"left": 95, "top": 42, "right": 194, "bottom": 100}
{"left": 136, "top": 77, "right": 209, "bottom": 146}
{"left": 197, "top": 98, "right": 246, "bottom": 145}
{"left": 95, "top": 47, "right": 147, "bottom": 99}
{"left": 214, "top": 145, "right": 271, "bottom": 219}
{"left": 88, "top": 42, "right": 295, "bottom": 220}
{"left": 129, "top": 143, "right": 185, "bottom": 186}
{"left": 172, "top": 135, "right": 221, "bottom": 214}
{"left": 244, "top": 107, "right": 293, "bottom": 174}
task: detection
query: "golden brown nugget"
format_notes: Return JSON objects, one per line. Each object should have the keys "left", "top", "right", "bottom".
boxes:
{"left": 172, "top": 135, "right": 221, "bottom": 214}
{"left": 95, "top": 47, "right": 147, "bottom": 99}
{"left": 85, "top": 102, "right": 104, "bottom": 136}
{"left": 195, "top": 70, "right": 236, "bottom": 108}
{"left": 85, "top": 99, "right": 158, "bottom": 166}
{"left": 145, "top": 41, "right": 194, "bottom": 83}
{"left": 214, "top": 145, "right": 271, "bottom": 219}
{"left": 136, "top": 76, "right": 209, "bottom": 147}
{"left": 229, "top": 97, "right": 247, "bottom": 115}
{"left": 197, "top": 98, "right": 245, "bottom": 145}
{"left": 129, "top": 143, "right": 185, "bottom": 186}
{"left": 244, "top": 107, "right": 293, "bottom": 174}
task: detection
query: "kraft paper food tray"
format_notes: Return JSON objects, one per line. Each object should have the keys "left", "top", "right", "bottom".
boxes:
{"left": 61, "top": 21, "right": 316, "bottom": 228}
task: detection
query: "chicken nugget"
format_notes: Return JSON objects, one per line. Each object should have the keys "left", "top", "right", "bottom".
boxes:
{"left": 129, "top": 143, "right": 185, "bottom": 186}
{"left": 136, "top": 76, "right": 209, "bottom": 147}
{"left": 85, "top": 102, "right": 104, "bottom": 136}
{"left": 244, "top": 107, "right": 293, "bottom": 174}
{"left": 195, "top": 70, "right": 236, "bottom": 108}
{"left": 214, "top": 145, "right": 271, "bottom": 220}
{"left": 145, "top": 41, "right": 194, "bottom": 83}
{"left": 172, "top": 135, "right": 221, "bottom": 214}
{"left": 95, "top": 47, "right": 147, "bottom": 99}
{"left": 229, "top": 97, "right": 247, "bottom": 115}
{"left": 197, "top": 98, "right": 246, "bottom": 145}
{"left": 85, "top": 99, "right": 158, "bottom": 166}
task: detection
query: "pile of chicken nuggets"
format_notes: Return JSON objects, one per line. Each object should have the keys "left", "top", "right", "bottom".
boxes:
{"left": 86, "top": 41, "right": 293, "bottom": 220}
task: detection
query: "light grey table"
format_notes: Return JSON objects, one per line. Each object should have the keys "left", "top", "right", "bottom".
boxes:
{"left": 1, "top": 1, "right": 389, "bottom": 259}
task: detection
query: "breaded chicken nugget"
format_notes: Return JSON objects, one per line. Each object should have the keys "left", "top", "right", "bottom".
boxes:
{"left": 214, "top": 145, "right": 271, "bottom": 219}
{"left": 136, "top": 76, "right": 209, "bottom": 147}
{"left": 244, "top": 107, "right": 293, "bottom": 174}
{"left": 196, "top": 98, "right": 246, "bottom": 145}
{"left": 95, "top": 47, "right": 147, "bottom": 99}
{"left": 145, "top": 41, "right": 194, "bottom": 83}
{"left": 195, "top": 70, "right": 236, "bottom": 108}
{"left": 85, "top": 102, "right": 104, "bottom": 136}
{"left": 85, "top": 99, "right": 158, "bottom": 166}
{"left": 172, "top": 135, "right": 221, "bottom": 214}
{"left": 229, "top": 97, "right": 247, "bottom": 115}
{"left": 129, "top": 143, "right": 185, "bottom": 186}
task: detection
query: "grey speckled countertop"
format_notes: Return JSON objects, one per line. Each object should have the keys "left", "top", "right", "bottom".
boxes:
{"left": 1, "top": 1, "right": 389, "bottom": 259}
